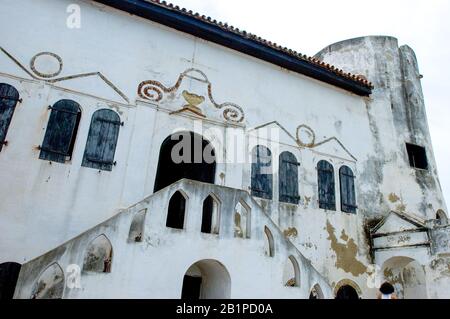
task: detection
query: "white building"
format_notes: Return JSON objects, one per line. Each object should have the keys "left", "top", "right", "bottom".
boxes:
{"left": 0, "top": 0, "right": 448, "bottom": 299}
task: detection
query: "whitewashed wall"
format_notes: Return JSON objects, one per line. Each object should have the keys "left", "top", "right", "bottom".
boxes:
{"left": 0, "top": 0, "right": 448, "bottom": 298}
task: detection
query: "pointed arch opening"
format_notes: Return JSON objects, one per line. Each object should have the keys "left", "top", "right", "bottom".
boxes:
{"left": 234, "top": 200, "right": 251, "bottom": 239}
{"left": 309, "top": 283, "right": 324, "bottom": 299}
{"left": 279, "top": 151, "right": 300, "bottom": 204}
{"left": 82, "top": 235, "right": 113, "bottom": 273}
{"left": 31, "top": 263, "right": 64, "bottom": 299}
{"left": 264, "top": 226, "right": 275, "bottom": 257}
{"left": 317, "top": 160, "right": 336, "bottom": 210}
{"left": 283, "top": 255, "right": 300, "bottom": 287}
{"left": 128, "top": 209, "right": 147, "bottom": 242}
{"left": 167, "top": 190, "right": 187, "bottom": 229}
{"left": 154, "top": 131, "right": 216, "bottom": 192}
{"left": 201, "top": 194, "right": 220, "bottom": 234}
{"left": 0, "top": 83, "right": 20, "bottom": 152}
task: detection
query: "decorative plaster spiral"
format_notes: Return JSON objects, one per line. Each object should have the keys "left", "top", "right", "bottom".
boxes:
{"left": 137, "top": 80, "right": 165, "bottom": 102}
{"left": 137, "top": 68, "right": 245, "bottom": 123}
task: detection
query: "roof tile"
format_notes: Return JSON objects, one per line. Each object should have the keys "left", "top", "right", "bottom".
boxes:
{"left": 146, "top": 0, "right": 374, "bottom": 89}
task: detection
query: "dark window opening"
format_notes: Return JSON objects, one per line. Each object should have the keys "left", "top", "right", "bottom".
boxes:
{"left": 154, "top": 132, "right": 216, "bottom": 192}
{"left": 39, "top": 99, "right": 81, "bottom": 163}
{"left": 436, "top": 210, "right": 447, "bottom": 226}
{"left": 0, "top": 84, "right": 20, "bottom": 152}
{"left": 201, "top": 196, "right": 213, "bottom": 233}
{"left": 166, "top": 191, "right": 186, "bottom": 229}
{"left": 279, "top": 151, "right": 300, "bottom": 204}
{"left": 181, "top": 275, "right": 202, "bottom": 300}
{"left": 406, "top": 143, "right": 428, "bottom": 170}
{"left": 82, "top": 109, "right": 121, "bottom": 171}
{"left": 0, "top": 262, "right": 21, "bottom": 299}
{"left": 251, "top": 145, "right": 273, "bottom": 200}
{"left": 317, "top": 160, "right": 336, "bottom": 210}
{"left": 335, "top": 285, "right": 359, "bottom": 299}
{"left": 309, "top": 291, "right": 318, "bottom": 299}
{"left": 201, "top": 195, "right": 219, "bottom": 234}
{"left": 339, "top": 166, "right": 357, "bottom": 214}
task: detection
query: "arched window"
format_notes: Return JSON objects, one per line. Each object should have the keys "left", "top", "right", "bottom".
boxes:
{"left": 279, "top": 151, "right": 300, "bottom": 204}
{"left": 166, "top": 191, "right": 187, "bottom": 229}
{"left": 309, "top": 284, "right": 324, "bottom": 299}
{"left": 283, "top": 256, "right": 300, "bottom": 287}
{"left": 82, "top": 235, "right": 113, "bottom": 273}
{"left": 234, "top": 200, "right": 251, "bottom": 239}
{"left": 264, "top": 226, "right": 275, "bottom": 257}
{"left": 39, "top": 99, "right": 81, "bottom": 163}
{"left": 317, "top": 160, "right": 336, "bottom": 210}
{"left": 128, "top": 209, "right": 146, "bottom": 242}
{"left": 339, "top": 166, "right": 357, "bottom": 214}
{"left": 201, "top": 194, "right": 220, "bottom": 234}
{"left": 436, "top": 210, "right": 448, "bottom": 226}
{"left": 82, "top": 109, "right": 121, "bottom": 171}
{"left": 251, "top": 145, "right": 272, "bottom": 200}
{"left": 31, "top": 263, "right": 65, "bottom": 299}
{"left": 0, "top": 83, "right": 20, "bottom": 152}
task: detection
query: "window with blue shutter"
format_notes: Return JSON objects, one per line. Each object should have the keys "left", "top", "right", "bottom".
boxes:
{"left": 82, "top": 109, "right": 121, "bottom": 171}
{"left": 39, "top": 99, "right": 81, "bottom": 163}
{"left": 339, "top": 165, "right": 357, "bottom": 213}
{"left": 251, "top": 145, "right": 273, "bottom": 200}
{"left": 0, "top": 83, "right": 20, "bottom": 152}
{"left": 317, "top": 160, "right": 336, "bottom": 210}
{"left": 279, "top": 151, "right": 300, "bottom": 204}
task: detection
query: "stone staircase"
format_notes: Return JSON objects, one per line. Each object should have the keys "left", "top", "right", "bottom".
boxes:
{"left": 13, "top": 179, "right": 332, "bottom": 299}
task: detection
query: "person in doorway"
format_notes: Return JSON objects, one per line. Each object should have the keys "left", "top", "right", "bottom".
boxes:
{"left": 377, "top": 282, "right": 398, "bottom": 299}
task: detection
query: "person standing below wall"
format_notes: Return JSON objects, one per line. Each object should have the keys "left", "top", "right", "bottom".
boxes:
{"left": 377, "top": 282, "right": 398, "bottom": 299}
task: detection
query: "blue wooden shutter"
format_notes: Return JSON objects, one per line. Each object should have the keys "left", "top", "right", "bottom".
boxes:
{"left": 279, "top": 151, "right": 300, "bottom": 204}
{"left": 251, "top": 145, "right": 273, "bottom": 200}
{"left": 340, "top": 166, "right": 357, "bottom": 213}
{"left": 82, "top": 109, "right": 121, "bottom": 171}
{"left": 39, "top": 100, "right": 81, "bottom": 163}
{"left": 0, "top": 84, "right": 20, "bottom": 152}
{"left": 317, "top": 160, "right": 336, "bottom": 210}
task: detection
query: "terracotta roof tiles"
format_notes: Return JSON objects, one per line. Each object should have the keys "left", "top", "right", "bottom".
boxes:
{"left": 146, "top": 0, "right": 373, "bottom": 89}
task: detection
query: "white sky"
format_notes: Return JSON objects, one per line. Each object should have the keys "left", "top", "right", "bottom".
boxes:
{"left": 173, "top": 0, "right": 450, "bottom": 209}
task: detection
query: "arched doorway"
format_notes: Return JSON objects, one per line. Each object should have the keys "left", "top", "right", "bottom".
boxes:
{"left": 335, "top": 285, "right": 359, "bottom": 299}
{"left": 381, "top": 257, "right": 427, "bottom": 299}
{"left": 181, "top": 259, "right": 231, "bottom": 299}
{"left": 334, "top": 279, "right": 361, "bottom": 299}
{"left": 154, "top": 132, "right": 216, "bottom": 192}
{"left": 0, "top": 262, "right": 21, "bottom": 299}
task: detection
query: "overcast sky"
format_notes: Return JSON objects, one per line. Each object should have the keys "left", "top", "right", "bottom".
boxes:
{"left": 173, "top": 0, "right": 450, "bottom": 210}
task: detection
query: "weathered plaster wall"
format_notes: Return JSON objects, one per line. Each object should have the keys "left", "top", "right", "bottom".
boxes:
{"left": 14, "top": 180, "right": 333, "bottom": 299}
{"left": 0, "top": 0, "right": 448, "bottom": 298}
{"left": 315, "top": 36, "right": 447, "bottom": 221}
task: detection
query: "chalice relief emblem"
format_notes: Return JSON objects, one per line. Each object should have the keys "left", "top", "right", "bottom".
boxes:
{"left": 170, "top": 90, "right": 206, "bottom": 118}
